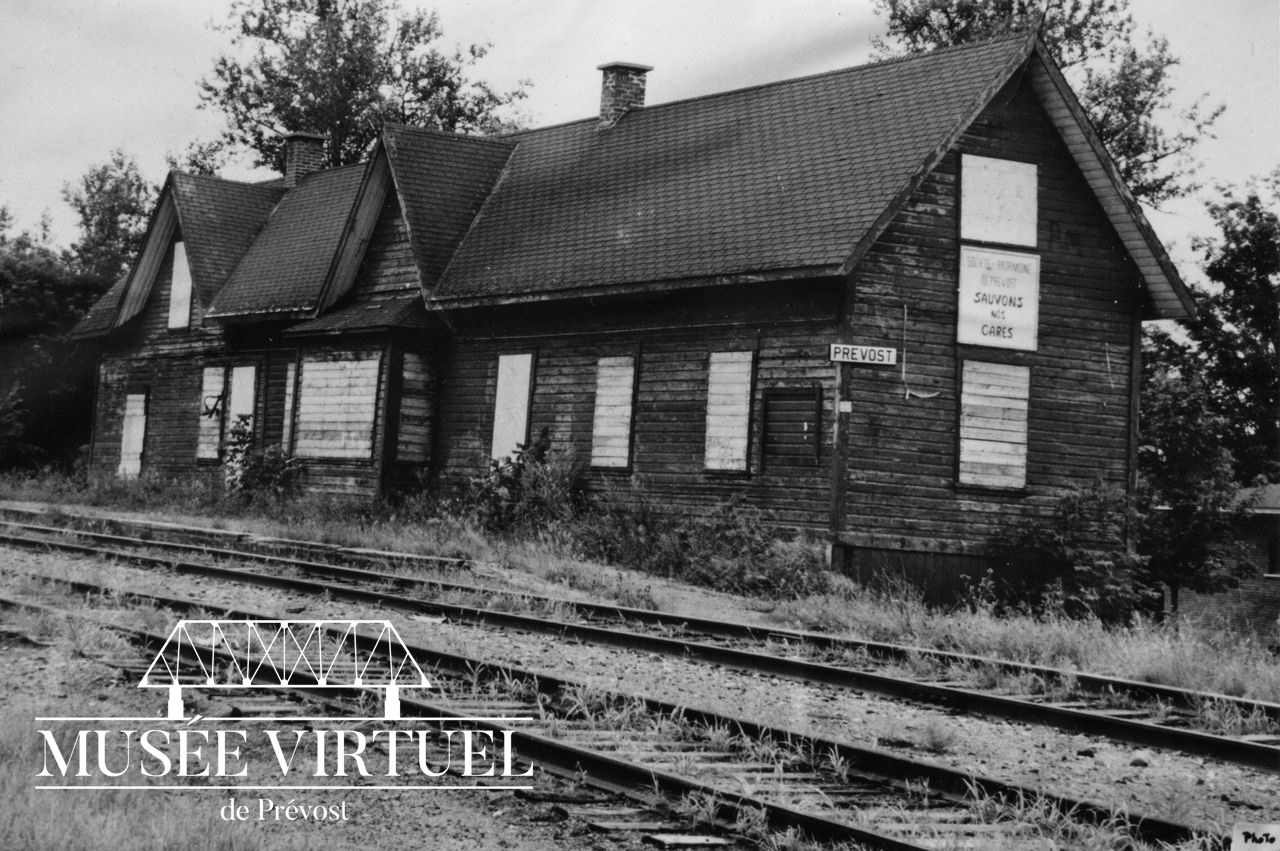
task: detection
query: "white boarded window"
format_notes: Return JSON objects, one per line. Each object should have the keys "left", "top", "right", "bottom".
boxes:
{"left": 295, "top": 353, "right": 381, "bottom": 459}
{"left": 196, "top": 366, "right": 225, "bottom": 460}
{"left": 282, "top": 361, "right": 297, "bottom": 452}
{"left": 118, "top": 393, "right": 147, "bottom": 479}
{"left": 960, "top": 155, "right": 1037, "bottom": 247}
{"left": 591, "top": 356, "right": 635, "bottom": 468}
{"left": 167, "top": 240, "right": 193, "bottom": 329}
{"left": 705, "top": 350, "right": 754, "bottom": 471}
{"left": 491, "top": 353, "right": 533, "bottom": 460}
{"left": 397, "top": 353, "right": 432, "bottom": 463}
{"left": 227, "top": 365, "right": 257, "bottom": 435}
{"left": 959, "top": 361, "right": 1030, "bottom": 489}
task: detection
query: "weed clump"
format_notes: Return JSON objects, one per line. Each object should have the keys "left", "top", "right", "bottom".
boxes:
{"left": 223, "top": 415, "right": 302, "bottom": 500}
{"left": 573, "top": 485, "right": 831, "bottom": 600}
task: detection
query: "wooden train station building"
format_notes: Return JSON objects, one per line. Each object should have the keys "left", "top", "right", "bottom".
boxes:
{"left": 74, "top": 32, "right": 1193, "bottom": 570}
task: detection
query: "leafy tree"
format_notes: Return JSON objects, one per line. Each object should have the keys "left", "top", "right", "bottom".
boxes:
{"left": 199, "top": 0, "right": 528, "bottom": 172}
{"left": 872, "top": 0, "right": 1222, "bottom": 206}
{"left": 61, "top": 149, "right": 154, "bottom": 283}
{"left": 165, "top": 139, "right": 231, "bottom": 177}
{"left": 0, "top": 209, "right": 104, "bottom": 467}
{"left": 992, "top": 481, "right": 1153, "bottom": 622}
{"left": 1171, "top": 175, "right": 1280, "bottom": 483}
{"left": 1136, "top": 363, "right": 1254, "bottom": 613}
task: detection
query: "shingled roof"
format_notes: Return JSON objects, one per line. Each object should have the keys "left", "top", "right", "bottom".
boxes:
{"left": 284, "top": 292, "right": 429, "bottom": 336}
{"left": 172, "top": 174, "right": 284, "bottom": 306}
{"left": 76, "top": 32, "right": 1193, "bottom": 337}
{"left": 431, "top": 35, "right": 1033, "bottom": 305}
{"left": 72, "top": 175, "right": 283, "bottom": 338}
{"left": 382, "top": 125, "right": 514, "bottom": 289}
{"left": 205, "top": 164, "right": 366, "bottom": 319}
{"left": 72, "top": 276, "right": 129, "bottom": 339}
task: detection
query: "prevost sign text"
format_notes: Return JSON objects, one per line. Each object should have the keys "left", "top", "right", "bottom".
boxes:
{"left": 829, "top": 344, "right": 897, "bottom": 365}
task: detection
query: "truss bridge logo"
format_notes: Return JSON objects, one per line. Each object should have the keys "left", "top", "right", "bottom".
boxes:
{"left": 141, "top": 618, "right": 430, "bottom": 721}
{"left": 34, "top": 617, "right": 535, "bottom": 806}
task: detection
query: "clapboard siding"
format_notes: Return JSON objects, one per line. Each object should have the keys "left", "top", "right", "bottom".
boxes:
{"left": 295, "top": 351, "right": 381, "bottom": 458}
{"left": 590, "top": 355, "right": 636, "bottom": 468}
{"left": 88, "top": 183, "right": 424, "bottom": 499}
{"left": 396, "top": 352, "right": 434, "bottom": 465}
{"left": 838, "top": 75, "right": 1140, "bottom": 552}
{"left": 196, "top": 367, "right": 225, "bottom": 460}
{"left": 354, "top": 198, "right": 420, "bottom": 296}
{"left": 433, "top": 284, "right": 841, "bottom": 526}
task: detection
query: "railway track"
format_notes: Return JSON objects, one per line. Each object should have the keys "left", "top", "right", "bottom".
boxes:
{"left": 2, "top": 507, "right": 1278, "bottom": 775}
{"left": 0, "top": 576, "right": 1218, "bottom": 850}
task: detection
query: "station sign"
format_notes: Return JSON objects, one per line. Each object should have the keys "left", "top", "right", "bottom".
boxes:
{"left": 829, "top": 343, "right": 897, "bottom": 365}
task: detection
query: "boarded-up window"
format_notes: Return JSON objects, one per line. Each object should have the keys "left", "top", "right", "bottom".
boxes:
{"left": 196, "top": 366, "right": 225, "bottom": 460}
{"left": 227, "top": 365, "right": 257, "bottom": 434}
{"left": 959, "top": 361, "right": 1030, "bottom": 489}
{"left": 167, "top": 241, "right": 193, "bottom": 329}
{"left": 118, "top": 393, "right": 147, "bottom": 479}
{"left": 282, "top": 361, "right": 297, "bottom": 452}
{"left": 705, "top": 351, "right": 754, "bottom": 471}
{"left": 762, "top": 388, "right": 821, "bottom": 471}
{"left": 960, "top": 155, "right": 1037, "bottom": 247}
{"left": 491, "top": 353, "right": 533, "bottom": 460}
{"left": 397, "top": 353, "right": 432, "bottom": 463}
{"left": 590, "top": 356, "right": 635, "bottom": 468}
{"left": 295, "top": 353, "right": 381, "bottom": 459}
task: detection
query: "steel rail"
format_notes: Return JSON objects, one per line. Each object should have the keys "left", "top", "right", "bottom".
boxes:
{"left": 0, "top": 593, "right": 932, "bottom": 851}
{"left": 4, "top": 524, "right": 1280, "bottom": 774}
{"left": 0, "top": 583, "right": 1216, "bottom": 849}
{"left": 1, "top": 516, "right": 1267, "bottom": 716}
{"left": 3, "top": 512, "right": 1270, "bottom": 722}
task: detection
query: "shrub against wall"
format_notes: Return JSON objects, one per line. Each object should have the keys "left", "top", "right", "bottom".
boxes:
{"left": 222, "top": 415, "right": 302, "bottom": 499}
{"left": 574, "top": 485, "right": 831, "bottom": 600}
{"left": 462, "top": 433, "right": 831, "bottom": 599}
{"left": 990, "top": 482, "right": 1155, "bottom": 622}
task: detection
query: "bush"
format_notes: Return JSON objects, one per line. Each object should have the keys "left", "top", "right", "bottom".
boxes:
{"left": 467, "top": 428, "right": 584, "bottom": 533}
{"left": 990, "top": 481, "right": 1156, "bottom": 623}
{"left": 222, "top": 415, "right": 302, "bottom": 499}
{"left": 574, "top": 485, "right": 831, "bottom": 600}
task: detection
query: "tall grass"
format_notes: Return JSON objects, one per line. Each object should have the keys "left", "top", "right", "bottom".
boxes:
{"left": 7, "top": 466, "right": 1280, "bottom": 701}
{"left": 0, "top": 698, "right": 310, "bottom": 851}
{"left": 773, "top": 575, "right": 1280, "bottom": 701}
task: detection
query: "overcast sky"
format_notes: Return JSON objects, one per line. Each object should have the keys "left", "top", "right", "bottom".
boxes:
{"left": 3, "top": 0, "right": 1276, "bottom": 282}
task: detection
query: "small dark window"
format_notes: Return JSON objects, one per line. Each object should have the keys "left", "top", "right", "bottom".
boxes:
{"left": 762, "top": 388, "right": 822, "bottom": 471}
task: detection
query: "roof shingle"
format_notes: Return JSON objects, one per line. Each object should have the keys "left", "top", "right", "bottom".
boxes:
{"left": 433, "top": 35, "right": 1032, "bottom": 304}
{"left": 383, "top": 126, "right": 514, "bottom": 289}
{"left": 172, "top": 174, "right": 283, "bottom": 305}
{"left": 206, "top": 165, "right": 366, "bottom": 318}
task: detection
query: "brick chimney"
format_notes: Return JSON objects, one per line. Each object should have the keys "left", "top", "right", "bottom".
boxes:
{"left": 283, "top": 131, "right": 327, "bottom": 187}
{"left": 597, "top": 62, "right": 652, "bottom": 126}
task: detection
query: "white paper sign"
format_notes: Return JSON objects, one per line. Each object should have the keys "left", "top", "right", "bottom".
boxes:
{"left": 960, "top": 154, "right": 1037, "bottom": 247}
{"left": 957, "top": 246, "right": 1040, "bottom": 351}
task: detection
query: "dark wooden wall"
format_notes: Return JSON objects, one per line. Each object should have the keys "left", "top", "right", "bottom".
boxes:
{"left": 89, "top": 200, "right": 424, "bottom": 498}
{"left": 87, "top": 73, "right": 1148, "bottom": 561}
{"left": 432, "top": 284, "right": 842, "bottom": 526}
{"left": 838, "top": 76, "right": 1141, "bottom": 557}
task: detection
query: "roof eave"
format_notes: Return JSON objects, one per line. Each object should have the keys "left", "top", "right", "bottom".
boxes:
{"left": 1026, "top": 42, "right": 1194, "bottom": 321}
{"left": 428, "top": 265, "right": 844, "bottom": 310}
{"left": 205, "top": 306, "right": 317, "bottom": 323}
{"left": 838, "top": 31, "right": 1039, "bottom": 279}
